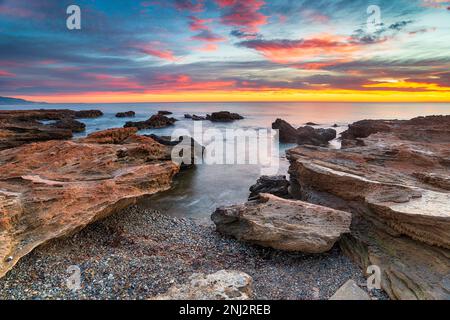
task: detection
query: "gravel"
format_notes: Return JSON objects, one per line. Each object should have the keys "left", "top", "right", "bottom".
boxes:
{"left": 0, "top": 206, "right": 388, "bottom": 300}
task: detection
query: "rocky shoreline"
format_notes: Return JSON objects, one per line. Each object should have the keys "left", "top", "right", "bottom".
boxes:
{"left": 0, "top": 205, "right": 385, "bottom": 300}
{"left": 0, "top": 109, "right": 448, "bottom": 300}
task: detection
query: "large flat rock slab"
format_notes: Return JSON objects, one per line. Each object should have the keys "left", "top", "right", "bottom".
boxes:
{"left": 211, "top": 193, "right": 351, "bottom": 253}
{"left": 0, "top": 128, "right": 179, "bottom": 278}
{"left": 287, "top": 115, "right": 450, "bottom": 299}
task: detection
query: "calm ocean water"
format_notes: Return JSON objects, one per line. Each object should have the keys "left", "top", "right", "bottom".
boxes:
{"left": 4, "top": 102, "right": 450, "bottom": 218}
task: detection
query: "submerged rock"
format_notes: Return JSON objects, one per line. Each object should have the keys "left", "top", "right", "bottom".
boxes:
{"left": 287, "top": 115, "right": 450, "bottom": 299}
{"left": 124, "top": 114, "right": 177, "bottom": 130}
{"left": 115, "top": 111, "right": 135, "bottom": 118}
{"left": 207, "top": 111, "right": 243, "bottom": 122}
{"left": 0, "top": 128, "right": 179, "bottom": 278}
{"left": 248, "top": 175, "right": 290, "bottom": 200}
{"left": 212, "top": 193, "right": 351, "bottom": 253}
{"left": 296, "top": 126, "right": 336, "bottom": 146}
{"left": 151, "top": 270, "right": 253, "bottom": 300}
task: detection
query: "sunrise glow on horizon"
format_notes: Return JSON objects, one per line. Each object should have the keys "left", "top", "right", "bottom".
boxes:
{"left": 1, "top": 0, "right": 450, "bottom": 103}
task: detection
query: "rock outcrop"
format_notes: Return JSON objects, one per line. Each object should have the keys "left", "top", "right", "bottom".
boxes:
{"left": 271, "top": 119, "right": 336, "bottom": 145}
{"left": 207, "top": 111, "right": 243, "bottom": 122}
{"left": 0, "top": 109, "right": 103, "bottom": 150}
{"left": 212, "top": 193, "right": 351, "bottom": 253}
{"left": 124, "top": 114, "right": 177, "bottom": 130}
{"left": 297, "top": 126, "right": 336, "bottom": 146}
{"left": 52, "top": 118, "right": 86, "bottom": 133}
{"left": 248, "top": 175, "right": 290, "bottom": 200}
{"left": 151, "top": 270, "right": 253, "bottom": 300}
{"left": 0, "top": 118, "right": 72, "bottom": 150}
{"left": 287, "top": 115, "right": 450, "bottom": 299}
{"left": 329, "top": 280, "right": 371, "bottom": 300}
{"left": 146, "top": 134, "right": 205, "bottom": 169}
{"left": 272, "top": 119, "right": 298, "bottom": 143}
{"left": 115, "top": 111, "right": 135, "bottom": 118}
{"left": 158, "top": 110, "right": 173, "bottom": 115}
{"left": 0, "top": 128, "right": 179, "bottom": 278}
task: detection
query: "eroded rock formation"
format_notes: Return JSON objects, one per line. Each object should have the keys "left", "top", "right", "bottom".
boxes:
{"left": 248, "top": 175, "right": 290, "bottom": 200}
{"left": 0, "top": 109, "right": 103, "bottom": 150}
{"left": 124, "top": 114, "right": 177, "bottom": 130}
{"left": 271, "top": 118, "right": 336, "bottom": 145}
{"left": 0, "top": 128, "right": 179, "bottom": 278}
{"left": 212, "top": 193, "right": 351, "bottom": 253}
{"left": 287, "top": 115, "right": 450, "bottom": 299}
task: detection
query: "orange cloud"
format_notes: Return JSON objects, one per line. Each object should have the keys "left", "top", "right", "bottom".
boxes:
{"left": 240, "top": 34, "right": 360, "bottom": 63}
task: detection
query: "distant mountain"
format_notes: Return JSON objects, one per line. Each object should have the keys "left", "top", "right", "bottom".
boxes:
{"left": 0, "top": 96, "right": 47, "bottom": 105}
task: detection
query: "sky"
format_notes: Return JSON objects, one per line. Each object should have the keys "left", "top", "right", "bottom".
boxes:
{"left": 0, "top": 0, "right": 449, "bottom": 103}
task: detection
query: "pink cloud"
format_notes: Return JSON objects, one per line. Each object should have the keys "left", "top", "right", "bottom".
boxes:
{"left": 174, "top": 0, "right": 204, "bottom": 12}
{"left": 134, "top": 43, "right": 179, "bottom": 62}
{"left": 189, "top": 16, "right": 213, "bottom": 31}
{"left": 216, "top": 0, "right": 267, "bottom": 33}
{"left": 0, "top": 70, "right": 15, "bottom": 77}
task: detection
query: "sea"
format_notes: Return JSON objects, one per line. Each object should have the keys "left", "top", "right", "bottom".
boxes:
{"left": 3, "top": 102, "right": 450, "bottom": 218}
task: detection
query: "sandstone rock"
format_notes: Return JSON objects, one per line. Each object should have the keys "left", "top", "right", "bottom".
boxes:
{"left": 158, "top": 110, "right": 173, "bottom": 115}
{"left": 297, "top": 126, "right": 336, "bottom": 146}
{"left": 0, "top": 119, "right": 72, "bottom": 150}
{"left": 124, "top": 114, "right": 177, "bottom": 130}
{"left": 305, "top": 122, "right": 319, "bottom": 126}
{"left": 0, "top": 109, "right": 100, "bottom": 121}
{"left": 329, "top": 280, "right": 371, "bottom": 300}
{"left": 0, "top": 128, "right": 179, "bottom": 278}
{"left": 287, "top": 115, "right": 450, "bottom": 299}
{"left": 52, "top": 118, "right": 86, "bottom": 133}
{"left": 82, "top": 127, "right": 138, "bottom": 144}
{"left": 272, "top": 119, "right": 298, "bottom": 143}
{"left": 0, "top": 109, "right": 103, "bottom": 150}
{"left": 115, "top": 111, "right": 135, "bottom": 118}
{"left": 207, "top": 111, "right": 243, "bottom": 122}
{"left": 212, "top": 193, "right": 351, "bottom": 253}
{"left": 151, "top": 270, "right": 253, "bottom": 300}
{"left": 248, "top": 175, "right": 290, "bottom": 200}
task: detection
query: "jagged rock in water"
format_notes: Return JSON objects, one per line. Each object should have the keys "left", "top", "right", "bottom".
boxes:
{"left": 297, "top": 126, "right": 336, "bottom": 146}
{"left": 287, "top": 115, "right": 450, "bottom": 299}
{"left": 0, "top": 128, "right": 179, "bottom": 278}
{"left": 115, "top": 111, "right": 135, "bottom": 118}
{"left": 248, "top": 175, "right": 290, "bottom": 200}
{"left": 206, "top": 111, "right": 243, "bottom": 122}
{"left": 157, "top": 110, "right": 173, "bottom": 115}
{"left": 124, "top": 114, "right": 177, "bottom": 130}
{"left": 212, "top": 193, "right": 351, "bottom": 253}
{"left": 272, "top": 119, "right": 298, "bottom": 143}
{"left": 150, "top": 270, "right": 253, "bottom": 300}
{"left": 146, "top": 134, "right": 205, "bottom": 169}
